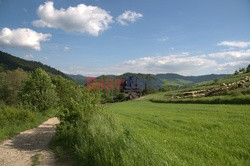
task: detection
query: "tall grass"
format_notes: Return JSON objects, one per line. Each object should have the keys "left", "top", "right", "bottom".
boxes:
{"left": 0, "top": 106, "right": 56, "bottom": 141}
{"left": 108, "top": 101, "right": 250, "bottom": 165}
{"left": 52, "top": 110, "right": 158, "bottom": 166}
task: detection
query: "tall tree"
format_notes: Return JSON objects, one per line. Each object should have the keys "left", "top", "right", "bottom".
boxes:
{"left": 246, "top": 64, "right": 250, "bottom": 73}
{"left": 0, "top": 68, "right": 27, "bottom": 105}
{"left": 20, "top": 68, "right": 58, "bottom": 111}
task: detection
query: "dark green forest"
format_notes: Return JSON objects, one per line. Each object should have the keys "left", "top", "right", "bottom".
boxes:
{"left": 0, "top": 51, "right": 69, "bottom": 79}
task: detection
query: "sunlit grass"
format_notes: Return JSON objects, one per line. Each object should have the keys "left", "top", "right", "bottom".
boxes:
{"left": 108, "top": 101, "right": 250, "bottom": 165}
{"left": 0, "top": 107, "right": 56, "bottom": 141}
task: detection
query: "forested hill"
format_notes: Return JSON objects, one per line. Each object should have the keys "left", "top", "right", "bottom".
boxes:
{"left": 67, "top": 74, "right": 87, "bottom": 85}
{"left": 0, "top": 51, "right": 69, "bottom": 78}
{"left": 68, "top": 72, "right": 231, "bottom": 89}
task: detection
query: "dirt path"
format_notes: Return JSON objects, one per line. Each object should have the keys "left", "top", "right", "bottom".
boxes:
{"left": 0, "top": 117, "right": 60, "bottom": 166}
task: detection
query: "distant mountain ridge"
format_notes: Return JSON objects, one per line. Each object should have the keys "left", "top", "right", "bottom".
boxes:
{"left": 67, "top": 74, "right": 87, "bottom": 85}
{"left": 68, "top": 72, "right": 231, "bottom": 87}
{"left": 0, "top": 50, "right": 231, "bottom": 87}
{"left": 0, "top": 50, "right": 69, "bottom": 79}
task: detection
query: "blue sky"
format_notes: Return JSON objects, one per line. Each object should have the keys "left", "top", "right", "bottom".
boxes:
{"left": 0, "top": 0, "right": 250, "bottom": 76}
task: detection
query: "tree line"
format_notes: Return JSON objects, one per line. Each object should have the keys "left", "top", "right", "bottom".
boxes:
{"left": 234, "top": 64, "right": 250, "bottom": 75}
{"left": 0, "top": 68, "right": 100, "bottom": 112}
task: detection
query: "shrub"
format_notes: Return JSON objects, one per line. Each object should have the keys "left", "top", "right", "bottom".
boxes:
{"left": 0, "top": 100, "right": 5, "bottom": 109}
{"left": 223, "top": 89, "right": 231, "bottom": 95}
{"left": 58, "top": 88, "right": 101, "bottom": 125}
{"left": 117, "top": 93, "right": 126, "bottom": 101}
{"left": 212, "top": 79, "right": 219, "bottom": 85}
{"left": 53, "top": 87, "right": 156, "bottom": 165}
{"left": 0, "top": 107, "right": 35, "bottom": 127}
{"left": 242, "top": 89, "right": 250, "bottom": 95}
{"left": 0, "top": 68, "right": 27, "bottom": 105}
{"left": 0, "top": 106, "right": 54, "bottom": 141}
{"left": 20, "top": 68, "right": 58, "bottom": 111}
{"left": 247, "top": 64, "right": 250, "bottom": 73}
{"left": 51, "top": 76, "right": 83, "bottom": 107}
{"left": 230, "top": 90, "right": 242, "bottom": 97}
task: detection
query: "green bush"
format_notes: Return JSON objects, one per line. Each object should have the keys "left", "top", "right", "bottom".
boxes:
{"left": 223, "top": 89, "right": 231, "bottom": 95}
{"left": 0, "top": 107, "right": 35, "bottom": 127}
{"left": 58, "top": 88, "right": 101, "bottom": 125}
{"left": 52, "top": 87, "right": 155, "bottom": 165}
{"left": 20, "top": 68, "right": 59, "bottom": 111}
{"left": 230, "top": 90, "right": 242, "bottom": 97}
{"left": 0, "top": 106, "right": 57, "bottom": 141}
{"left": 0, "top": 68, "right": 27, "bottom": 105}
{"left": 0, "top": 100, "right": 5, "bottom": 109}
{"left": 242, "top": 89, "right": 250, "bottom": 95}
{"left": 51, "top": 75, "right": 84, "bottom": 107}
{"left": 117, "top": 93, "right": 126, "bottom": 101}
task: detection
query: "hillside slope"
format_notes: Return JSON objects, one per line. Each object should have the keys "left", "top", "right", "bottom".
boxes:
{"left": 144, "top": 72, "right": 250, "bottom": 104}
{"left": 69, "top": 72, "right": 230, "bottom": 88}
{"left": 67, "top": 74, "right": 87, "bottom": 85}
{"left": 0, "top": 51, "right": 69, "bottom": 78}
{"left": 1, "top": 50, "right": 229, "bottom": 87}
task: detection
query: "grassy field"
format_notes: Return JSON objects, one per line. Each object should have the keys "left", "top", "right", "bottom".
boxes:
{"left": 162, "top": 79, "right": 193, "bottom": 89}
{"left": 107, "top": 101, "right": 250, "bottom": 165}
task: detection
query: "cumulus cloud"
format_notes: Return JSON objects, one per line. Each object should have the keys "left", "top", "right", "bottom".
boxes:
{"left": 217, "top": 41, "right": 250, "bottom": 48}
{"left": 0, "top": 27, "right": 51, "bottom": 51}
{"left": 33, "top": 1, "right": 113, "bottom": 36}
{"left": 117, "top": 11, "right": 143, "bottom": 25}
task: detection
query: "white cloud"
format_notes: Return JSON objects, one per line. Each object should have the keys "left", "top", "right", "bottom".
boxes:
{"left": 65, "top": 48, "right": 250, "bottom": 76}
{"left": 33, "top": 1, "right": 113, "bottom": 36}
{"left": 208, "top": 49, "right": 250, "bottom": 60}
{"left": 119, "top": 55, "right": 217, "bottom": 75}
{"left": 24, "top": 54, "right": 34, "bottom": 60}
{"left": 217, "top": 41, "right": 250, "bottom": 48}
{"left": 0, "top": 27, "right": 51, "bottom": 51}
{"left": 117, "top": 11, "right": 143, "bottom": 25}
{"left": 217, "top": 61, "right": 250, "bottom": 73}
{"left": 65, "top": 54, "right": 218, "bottom": 76}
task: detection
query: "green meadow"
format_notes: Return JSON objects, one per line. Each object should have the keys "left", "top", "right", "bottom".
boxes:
{"left": 107, "top": 101, "right": 250, "bottom": 165}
